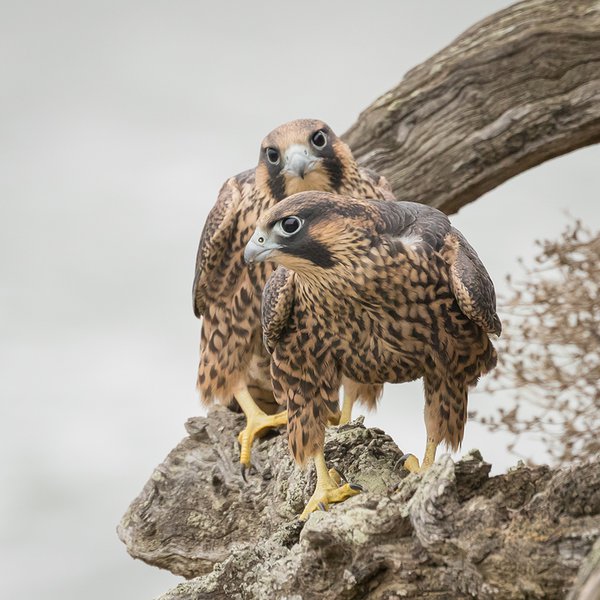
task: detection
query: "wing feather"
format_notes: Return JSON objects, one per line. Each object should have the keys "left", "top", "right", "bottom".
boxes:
{"left": 261, "top": 266, "right": 295, "bottom": 353}
{"left": 192, "top": 175, "right": 245, "bottom": 317}
{"left": 373, "top": 200, "right": 451, "bottom": 250}
{"left": 447, "top": 229, "right": 502, "bottom": 335}
{"left": 358, "top": 166, "right": 396, "bottom": 200}
{"left": 371, "top": 202, "right": 501, "bottom": 334}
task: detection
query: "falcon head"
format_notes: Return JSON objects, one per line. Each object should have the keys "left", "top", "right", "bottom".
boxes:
{"left": 244, "top": 191, "right": 372, "bottom": 273}
{"left": 255, "top": 120, "right": 357, "bottom": 201}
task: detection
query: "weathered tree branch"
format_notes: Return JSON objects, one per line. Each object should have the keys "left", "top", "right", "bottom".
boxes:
{"left": 118, "top": 409, "right": 406, "bottom": 579}
{"left": 344, "top": 0, "right": 600, "bottom": 214}
{"left": 119, "top": 408, "right": 600, "bottom": 599}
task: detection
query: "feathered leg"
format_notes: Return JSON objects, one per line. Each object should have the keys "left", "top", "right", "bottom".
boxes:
{"left": 334, "top": 379, "right": 382, "bottom": 426}
{"left": 402, "top": 373, "right": 466, "bottom": 473}
{"left": 274, "top": 352, "right": 360, "bottom": 517}
{"left": 338, "top": 391, "right": 355, "bottom": 426}
{"left": 300, "top": 451, "right": 362, "bottom": 520}
{"left": 234, "top": 386, "right": 287, "bottom": 470}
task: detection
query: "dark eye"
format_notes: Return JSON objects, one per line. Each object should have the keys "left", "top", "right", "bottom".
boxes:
{"left": 311, "top": 130, "right": 327, "bottom": 149}
{"left": 281, "top": 216, "right": 302, "bottom": 235}
{"left": 266, "top": 147, "right": 280, "bottom": 165}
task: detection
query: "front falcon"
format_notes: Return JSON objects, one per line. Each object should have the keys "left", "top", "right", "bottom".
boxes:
{"left": 245, "top": 192, "right": 500, "bottom": 519}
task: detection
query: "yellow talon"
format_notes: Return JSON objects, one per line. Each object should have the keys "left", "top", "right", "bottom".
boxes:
{"left": 328, "top": 468, "right": 343, "bottom": 486}
{"left": 234, "top": 387, "right": 287, "bottom": 467}
{"left": 327, "top": 412, "right": 341, "bottom": 426}
{"left": 401, "top": 439, "right": 438, "bottom": 473}
{"left": 300, "top": 453, "right": 362, "bottom": 520}
{"left": 327, "top": 392, "right": 356, "bottom": 427}
{"left": 401, "top": 454, "right": 422, "bottom": 473}
{"left": 236, "top": 409, "right": 287, "bottom": 466}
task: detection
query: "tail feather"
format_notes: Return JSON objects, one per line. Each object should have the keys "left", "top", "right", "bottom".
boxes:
{"left": 424, "top": 373, "right": 468, "bottom": 451}
{"left": 342, "top": 378, "right": 383, "bottom": 411}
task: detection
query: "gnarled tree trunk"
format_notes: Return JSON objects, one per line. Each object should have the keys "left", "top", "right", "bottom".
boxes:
{"left": 119, "top": 409, "right": 600, "bottom": 600}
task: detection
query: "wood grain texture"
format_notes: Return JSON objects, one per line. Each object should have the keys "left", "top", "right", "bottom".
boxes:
{"left": 344, "top": 0, "right": 600, "bottom": 214}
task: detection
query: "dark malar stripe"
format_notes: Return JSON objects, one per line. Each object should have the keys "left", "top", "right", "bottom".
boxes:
{"left": 268, "top": 171, "right": 287, "bottom": 201}
{"left": 322, "top": 150, "right": 344, "bottom": 191}
{"left": 283, "top": 238, "right": 335, "bottom": 268}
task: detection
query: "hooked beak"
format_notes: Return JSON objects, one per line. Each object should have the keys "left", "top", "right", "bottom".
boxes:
{"left": 283, "top": 144, "right": 319, "bottom": 179}
{"left": 244, "top": 228, "right": 281, "bottom": 264}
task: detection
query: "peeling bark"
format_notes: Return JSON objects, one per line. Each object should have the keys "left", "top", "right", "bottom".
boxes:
{"left": 119, "top": 409, "right": 600, "bottom": 599}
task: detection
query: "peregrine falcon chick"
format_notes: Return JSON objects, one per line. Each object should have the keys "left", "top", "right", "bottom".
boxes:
{"left": 245, "top": 191, "right": 501, "bottom": 518}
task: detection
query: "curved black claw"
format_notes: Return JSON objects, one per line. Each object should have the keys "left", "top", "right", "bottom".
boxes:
{"left": 398, "top": 453, "right": 415, "bottom": 467}
{"left": 317, "top": 502, "right": 327, "bottom": 512}
{"left": 349, "top": 483, "right": 364, "bottom": 492}
{"left": 240, "top": 464, "right": 248, "bottom": 483}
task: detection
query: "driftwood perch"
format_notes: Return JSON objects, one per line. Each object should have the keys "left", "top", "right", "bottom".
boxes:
{"left": 119, "top": 0, "right": 600, "bottom": 597}
{"left": 119, "top": 408, "right": 600, "bottom": 599}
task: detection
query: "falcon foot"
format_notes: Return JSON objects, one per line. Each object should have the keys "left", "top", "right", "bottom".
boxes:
{"left": 300, "top": 457, "right": 363, "bottom": 520}
{"left": 327, "top": 412, "right": 342, "bottom": 426}
{"left": 398, "top": 453, "right": 423, "bottom": 473}
{"left": 398, "top": 440, "right": 439, "bottom": 473}
{"left": 337, "top": 394, "right": 354, "bottom": 426}
{"left": 237, "top": 409, "right": 287, "bottom": 468}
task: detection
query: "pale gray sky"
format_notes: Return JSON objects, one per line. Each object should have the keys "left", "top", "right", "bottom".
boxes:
{"left": 1, "top": 1, "right": 598, "bottom": 599}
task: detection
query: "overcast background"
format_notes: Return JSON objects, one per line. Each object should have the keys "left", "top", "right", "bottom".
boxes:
{"left": 1, "top": 1, "right": 598, "bottom": 599}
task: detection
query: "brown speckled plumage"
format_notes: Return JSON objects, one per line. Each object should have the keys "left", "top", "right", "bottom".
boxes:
{"left": 255, "top": 192, "right": 501, "bottom": 465}
{"left": 193, "top": 120, "right": 394, "bottom": 412}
